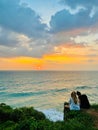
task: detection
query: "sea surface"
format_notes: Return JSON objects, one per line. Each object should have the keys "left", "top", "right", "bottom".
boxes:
{"left": 0, "top": 71, "right": 98, "bottom": 121}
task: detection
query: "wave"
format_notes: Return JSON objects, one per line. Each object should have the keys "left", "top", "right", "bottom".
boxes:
{"left": 37, "top": 108, "right": 63, "bottom": 122}
{"left": 8, "top": 88, "right": 68, "bottom": 97}
{"left": 8, "top": 91, "right": 48, "bottom": 97}
{"left": 0, "top": 86, "right": 69, "bottom": 99}
{"left": 0, "top": 87, "right": 6, "bottom": 90}
{"left": 28, "top": 79, "right": 53, "bottom": 85}
{"left": 75, "top": 86, "right": 91, "bottom": 90}
{"left": 55, "top": 88, "right": 68, "bottom": 92}
{"left": 0, "top": 92, "right": 6, "bottom": 95}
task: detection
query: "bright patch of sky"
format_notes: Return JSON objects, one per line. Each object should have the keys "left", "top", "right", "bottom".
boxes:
{"left": 20, "top": 0, "right": 64, "bottom": 25}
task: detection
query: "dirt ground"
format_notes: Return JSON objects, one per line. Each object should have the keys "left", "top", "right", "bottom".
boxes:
{"left": 86, "top": 109, "right": 98, "bottom": 128}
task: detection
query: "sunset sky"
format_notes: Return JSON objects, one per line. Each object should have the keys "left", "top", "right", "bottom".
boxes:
{"left": 0, "top": 0, "right": 98, "bottom": 70}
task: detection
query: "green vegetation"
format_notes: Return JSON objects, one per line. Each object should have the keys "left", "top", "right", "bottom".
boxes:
{"left": 0, "top": 103, "right": 98, "bottom": 130}
{"left": 91, "top": 104, "right": 98, "bottom": 110}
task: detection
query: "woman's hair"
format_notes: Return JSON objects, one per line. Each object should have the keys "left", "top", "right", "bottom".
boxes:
{"left": 71, "top": 91, "right": 78, "bottom": 104}
{"left": 77, "top": 91, "right": 81, "bottom": 96}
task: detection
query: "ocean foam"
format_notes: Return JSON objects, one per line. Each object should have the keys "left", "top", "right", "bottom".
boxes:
{"left": 38, "top": 109, "right": 64, "bottom": 122}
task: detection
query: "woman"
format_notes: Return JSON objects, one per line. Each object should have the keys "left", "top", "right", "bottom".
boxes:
{"left": 69, "top": 91, "right": 80, "bottom": 110}
{"left": 64, "top": 91, "right": 80, "bottom": 110}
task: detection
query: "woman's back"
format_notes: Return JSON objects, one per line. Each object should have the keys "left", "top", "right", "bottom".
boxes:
{"left": 69, "top": 97, "right": 80, "bottom": 110}
{"left": 69, "top": 91, "right": 80, "bottom": 110}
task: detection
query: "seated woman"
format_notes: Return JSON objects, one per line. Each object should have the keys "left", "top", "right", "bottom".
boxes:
{"left": 64, "top": 91, "right": 80, "bottom": 111}
{"left": 64, "top": 91, "right": 80, "bottom": 120}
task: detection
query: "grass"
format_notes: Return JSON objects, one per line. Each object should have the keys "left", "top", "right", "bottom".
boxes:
{"left": 0, "top": 103, "right": 98, "bottom": 130}
{"left": 91, "top": 104, "right": 98, "bottom": 110}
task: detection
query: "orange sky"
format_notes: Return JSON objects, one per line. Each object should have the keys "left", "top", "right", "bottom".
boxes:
{"left": 1, "top": 30, "right": 98, "bottom": 71}
{"left": 0, "top": 48, "right": 98, "bottom": 70}
{"left": 0, "top": 0, "right": 98, "bottom": 71}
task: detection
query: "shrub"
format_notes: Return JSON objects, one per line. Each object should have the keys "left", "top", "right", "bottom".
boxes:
{"left": 10, "top": 108, "right": 24, "bottom": 122}
{"left": 20, "top": 107, "right": 46, "bottom": 120}
{"left": 0, "top": 120, "right": 17, "bottom": 130}
{"left": 15, "top": 119, "right": 40, "bottom": 130}
{"left": 0, "top": 103, "right": 13, "bottom": 122}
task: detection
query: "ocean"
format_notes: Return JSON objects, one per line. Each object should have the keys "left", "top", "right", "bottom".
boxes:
{"left": 0, "top": 71, "right": 98, "bottom": 121}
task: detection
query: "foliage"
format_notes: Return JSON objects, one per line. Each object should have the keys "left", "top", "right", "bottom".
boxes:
{"left": 0, "top": 103, "right": 13, "bottom": 122}
{"left": 91, "top": 104, "right": 98, "bottom": 110}
{"left": 0, "top": 120, "right": 18, "bottom": 130}
{"left": 64, "top": 110, "right": 94, "bottom": 129}
{"left": 0, "top": 103, "right": 97, "bottom": 130}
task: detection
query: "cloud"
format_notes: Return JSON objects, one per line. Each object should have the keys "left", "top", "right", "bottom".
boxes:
{"left": 49, "top": 8, "right": 98, "bottom": 33}
{"left": 60, "top": 0, "right": 98, "bottom": 10}
{"left": 0, "top": 0, "right": 47, "bottom": 38}
{"left": 60, "top": 0, "right": 98, "bottom": 19}
{"left": 49, "top": 0, "right": 98, "bottom": 33}
{"left": 71, "top": 33, "right": 98, "bottom": 44}
{"left": 0, "top": 0, "right": 98, "bottom": 60}
{"left": 0, "top": 27, "right": 21, "bottom": 47}
{"left": 0, "top": 0, "right": 51, "bottom": 58}
{"left": 0, "top": 30, "right": 53, "bottom": 58}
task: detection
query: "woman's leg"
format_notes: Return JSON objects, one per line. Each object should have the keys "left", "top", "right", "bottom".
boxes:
{"left": 63, "top": 102, "right": 70, "bottom": 120}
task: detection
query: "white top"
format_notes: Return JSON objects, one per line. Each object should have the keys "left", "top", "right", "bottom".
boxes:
{"left": 69, "top": 97, "right": 80, "bottom": 110}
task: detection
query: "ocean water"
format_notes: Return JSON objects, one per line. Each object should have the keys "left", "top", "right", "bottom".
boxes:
{"left": 0, "top": 71, "right": 98, "bottom": 121}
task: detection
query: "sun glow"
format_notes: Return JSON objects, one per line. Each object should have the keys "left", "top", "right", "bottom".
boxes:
{"left": 0, "top": 42, "right": 98, "bottom": 71}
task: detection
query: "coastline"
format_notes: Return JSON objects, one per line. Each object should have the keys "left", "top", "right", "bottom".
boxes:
{"left": 0, "top": 103, "right": 98, "bottom": 130}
